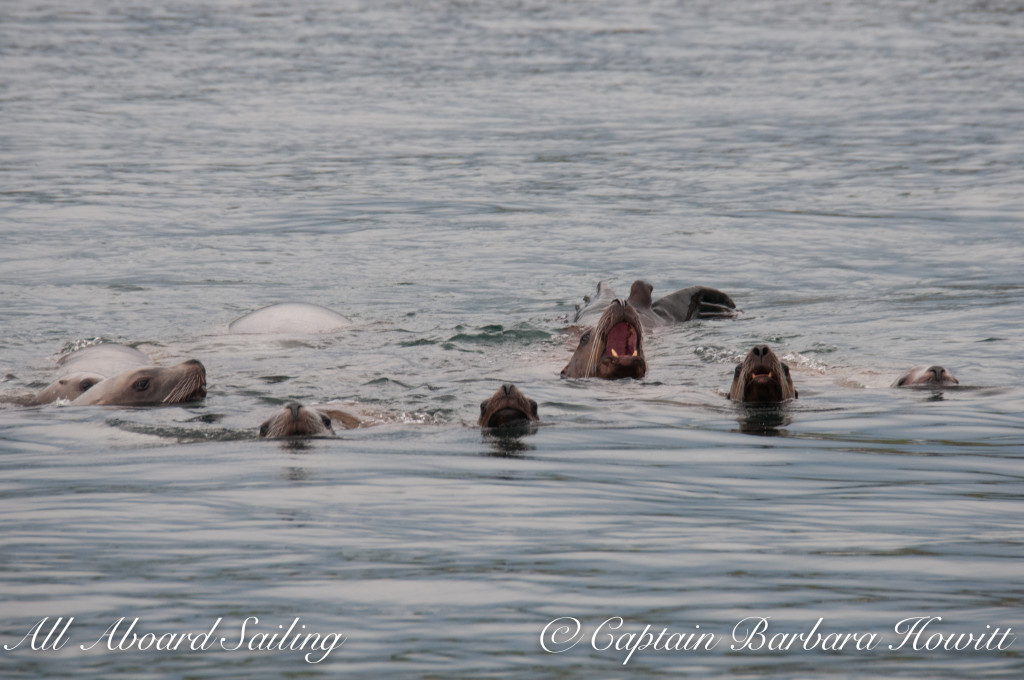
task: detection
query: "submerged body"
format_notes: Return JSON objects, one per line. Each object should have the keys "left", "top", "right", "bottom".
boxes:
{"left": 728, "top": 345, "right": 798, "bottom": 403}
{"left": 478, "top": 384, "right": 539, "bottom": 427}
{"left": 228, "top": 303, "right": 350, "bottom": 334}
{"left": 892, "top": 365, "right": 959, "bottom": 388}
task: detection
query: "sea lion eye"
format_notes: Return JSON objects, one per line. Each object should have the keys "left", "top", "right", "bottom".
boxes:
{"left": 734, "top": 365, "right": 741, "bottom": 379}
{"left": 132, "top": 377, "right": 151, "bottom": 392}
{"left": 259, "top": 422, "right": 270, "bottom": 438}
{"left": 579, "top": 330, "right": 591, "bottom": 347}
{"left": 320, "top": 414, "right": 332, "bottom": 428}
{"left": 80, "top": 378, "right": 98, "bottom": 391}
{"left": 529, "top": 400, "right": 538, "bottom": 418}
{"left": 480, "top": 400, "right": 488, "bottom": 415}
{"left": 782, "top": 364, "right": 791, "bottom": 377}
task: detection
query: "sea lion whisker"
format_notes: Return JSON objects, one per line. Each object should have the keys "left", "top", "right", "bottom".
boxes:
{"left": 161, "top": 368, "right": 206, "bottom": 404}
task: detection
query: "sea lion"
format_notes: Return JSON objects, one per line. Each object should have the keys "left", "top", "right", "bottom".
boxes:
{"left": 574, "top": 280, "right": 737, "bottom": 329}
{"left": 228, "top": 303, "right": 350, "bottom": 334}
{"left": 57, "top": 343, "right": 151, "bottom": 377}
{"left": 728, "top": 345, "right": 798, "bottom": 403}
{"left": 72, "top": 360, "right": 207, "bottom": 406}
{"left": 34, "top": 372, "right": 105, "bottom": 404}
{"left": 258, "top": 402, "right": 362, "bottom": 438}
{"left": 562, "top": 299, "right": 647, "bottom": 379}
{"left": 479, "top": 384, "right": 539, "bottom": 428}
{"left": 892, "top": 365, "right": 959, "bottom": 388}
{"left": 34, "top": 343, "right": 153, "bottom": 405}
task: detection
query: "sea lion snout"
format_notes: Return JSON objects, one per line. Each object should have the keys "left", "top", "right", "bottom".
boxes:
{"left": 892, "top": 364, "right": 959, "bottom": 387}
{"left": 728, "top": 344, "right": 797, "bottom": 403}
{"left": 259, "top": 402, "right": 336, "bottom": 438}
{"left": 479, "top": 384, "right": 539, "bottom": 428}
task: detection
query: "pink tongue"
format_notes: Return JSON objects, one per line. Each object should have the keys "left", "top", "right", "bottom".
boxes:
{"left": 605, "top": 322, "right": 635, "bottom": 355}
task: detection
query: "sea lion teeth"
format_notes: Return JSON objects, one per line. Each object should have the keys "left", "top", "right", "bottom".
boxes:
{"left": 631, "top": 350, "right": 637, "bottom": 357}
{"left": 561, "top": 294, "right": 647, "bottom": 380}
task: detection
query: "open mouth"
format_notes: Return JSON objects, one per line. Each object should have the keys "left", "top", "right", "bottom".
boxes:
{"left": 603, "top": 322, "right": 639, "bottom": 359}
{"left": 751, "top": 368, "right": 774, "bottom": 383}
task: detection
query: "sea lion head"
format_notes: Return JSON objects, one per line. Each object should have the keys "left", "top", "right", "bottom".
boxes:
{"left": 35, "top": 372, "right": 105, "bottom": 404}
{"left": 892, "top": 365, "right": 959, "bottom": 388}
{"left": 72, "top": 360, "right": 207, "bottom": 406}
{"left": 259, "top": 402, "right": 335, "bottom": 438}
{"left": 479, "top": 384, "right": 539, "bottom": 427}
{"left": 561, "top": 299, "right": 647, "bottom": 379}
{"left": 728, "top": 345, "right": 797, "bottom": 403}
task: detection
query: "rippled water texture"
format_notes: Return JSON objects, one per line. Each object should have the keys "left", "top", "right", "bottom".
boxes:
{"left": 1, "top": 0, "right": 1023, "bottom": 677}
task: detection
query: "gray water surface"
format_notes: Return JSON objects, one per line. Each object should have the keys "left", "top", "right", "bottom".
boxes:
{"left": 1, "top": 1, "right": 1023, "bottom": 677}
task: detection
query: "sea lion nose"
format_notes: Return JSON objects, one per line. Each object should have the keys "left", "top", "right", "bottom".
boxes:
{"left": 929, "top": 366, "right": 944, "bottom": 378}
{"left": 753, "top": 345, "right": 768, "bottom": 357}
{"left": 286, "top": 403, "right": 302, "bottom": 419}
{"left": 502, "top": 384, "right": 514, "bottom": 396}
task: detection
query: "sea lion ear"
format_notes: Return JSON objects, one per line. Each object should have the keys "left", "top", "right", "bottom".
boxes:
{"left": 794, "top": 389, "right": 799, "bottom": 399}
{"left": 529, "top": 400, "right": 538, "bottom": 419}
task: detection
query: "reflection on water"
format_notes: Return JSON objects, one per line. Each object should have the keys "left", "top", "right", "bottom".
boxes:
{"left": 481, "top": 423, "right": 539, "bottom": 457}
{"left": 734, "top": 404, "right": 793, "bottom": 437}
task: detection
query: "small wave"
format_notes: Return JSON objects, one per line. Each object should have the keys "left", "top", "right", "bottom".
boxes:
{"left": 447, "top": 324, "right": 551, "bottom": 345}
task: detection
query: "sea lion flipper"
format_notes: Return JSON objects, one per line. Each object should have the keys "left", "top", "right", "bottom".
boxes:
{"left": 317, "top": 407, "right": 362, "bottom": 430}
{"left": 652, "top": 286, "right": 737, "bottom": 322}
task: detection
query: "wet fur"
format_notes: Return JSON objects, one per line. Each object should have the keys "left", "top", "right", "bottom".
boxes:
{"left": 34, "top": 372, "right": 105, "bottom": 404}
{"left": 575, "top": 280, "right": 737, "bottom": 329}
{"left": 892, "top": 365, "right": 958, "bottom": 388}
{"left": 72, "top": 360, "right": 207, "bottom": 406}
{"left": 479, "top": 384, "right": 539, "bottom": 427}
{"left": 258, "top": 402, "right": 362, "bottom": 438}
{"left": 562, "top": 299, "right": 647, "bottom": 379}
